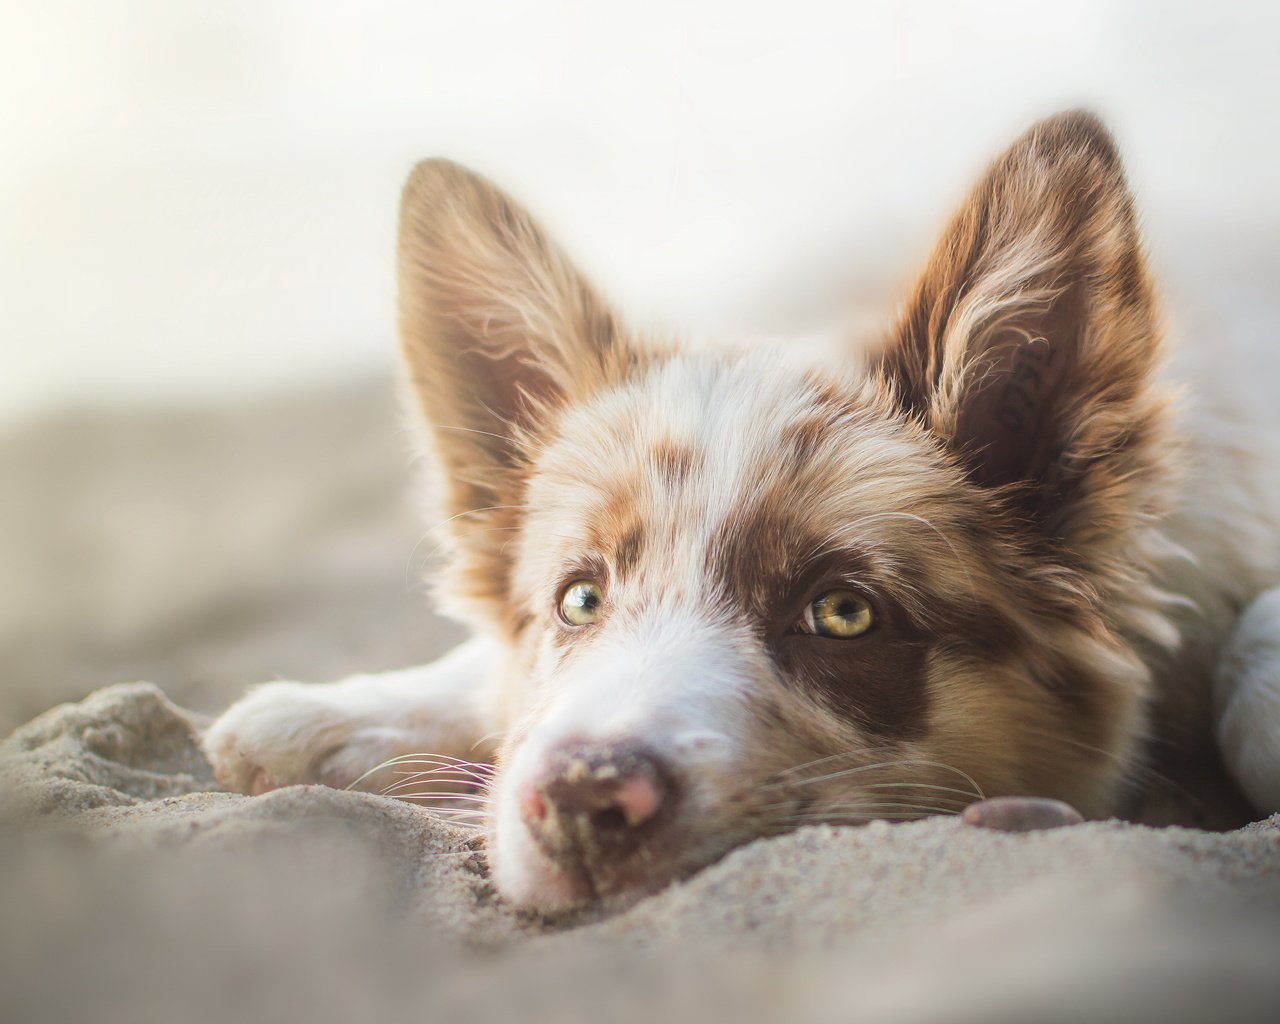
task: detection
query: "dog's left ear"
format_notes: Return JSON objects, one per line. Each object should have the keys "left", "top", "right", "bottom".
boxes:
{"left": 877, "top": 111, "right": 1171, "bottom": 546}
{"left": 398, "top": 159, "right": 630, "bottom": 480}
{"left": 397, "top": 160, "right": 636, "bottom": 622}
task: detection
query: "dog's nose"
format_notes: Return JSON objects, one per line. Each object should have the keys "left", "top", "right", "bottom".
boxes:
{"left": 520, "top": 742, "right": 671, "bottom": 862}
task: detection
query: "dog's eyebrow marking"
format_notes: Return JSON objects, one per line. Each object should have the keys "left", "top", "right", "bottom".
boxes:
{"left": 649, "top": 439, "right": 699, "bottom": 483}
{"left": 779, "top": 413, "right": 833, "bottom": 464}
{"left": 572, "top": 440, "right": 699, "bottom": 583}
{"left": 579, "top": 480, "right": 649, "bottom": 581}
{"left": 777, "top": 387, "right": 861, "bottom": 464}
{"left": 612, "top": 523, "right": 646, "bottom": 579}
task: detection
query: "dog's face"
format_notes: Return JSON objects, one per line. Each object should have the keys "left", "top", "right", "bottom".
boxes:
{"left": 398, "top": 112, "right": 1179, "bottom": 912}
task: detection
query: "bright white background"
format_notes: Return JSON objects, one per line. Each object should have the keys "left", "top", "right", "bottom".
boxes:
{"left": 3, "top": 1, "right": 1278, "bottom": 434}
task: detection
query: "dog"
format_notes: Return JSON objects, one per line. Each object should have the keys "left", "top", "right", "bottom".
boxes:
{"left": 204, "top": 111, "right": 1280, "bottom": 913}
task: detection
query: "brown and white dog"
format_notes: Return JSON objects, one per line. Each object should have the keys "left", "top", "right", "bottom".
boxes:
{"left": 204, "top": 112, "right": 1280, "bottom": 913}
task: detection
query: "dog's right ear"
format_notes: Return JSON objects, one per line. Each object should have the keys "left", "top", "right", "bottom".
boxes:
{"left": 874, "top": 112, "right": 1171, "bottom": 557}
{"left": 397, "top": 160, "right": 633, "bottom": 622}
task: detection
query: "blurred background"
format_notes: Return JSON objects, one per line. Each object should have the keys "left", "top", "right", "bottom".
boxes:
{"left": 2, "top": 1, "right": 1278, "bottom": 732}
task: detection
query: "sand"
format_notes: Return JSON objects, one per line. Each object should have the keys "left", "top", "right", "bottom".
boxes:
{"left": 3, "top": 680, "right": 1279, "bottom": 1024}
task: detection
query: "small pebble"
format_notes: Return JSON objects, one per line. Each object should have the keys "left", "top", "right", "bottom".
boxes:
{"left": 961, "top": 796, "right": 1084, "bottom": 832}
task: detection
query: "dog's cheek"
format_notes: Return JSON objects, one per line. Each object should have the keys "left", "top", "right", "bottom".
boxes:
{"left": 770, "top": 634, "right": 932, "bottom": 743}
{"left": 917, "top": 651, "right": 1115, "bottom": 815}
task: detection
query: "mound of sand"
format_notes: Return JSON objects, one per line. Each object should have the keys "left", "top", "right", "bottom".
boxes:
{"left": 3, "top": 682, "right": 1279, "bottom": 1024}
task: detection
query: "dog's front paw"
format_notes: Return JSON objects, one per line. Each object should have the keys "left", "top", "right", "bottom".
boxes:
{"left": 203, "top": 681, "right": 405, "bottom": 795}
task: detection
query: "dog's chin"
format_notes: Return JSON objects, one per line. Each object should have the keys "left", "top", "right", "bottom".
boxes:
{"left": 493, "top": 848, "right": 593, "bottom": 916}
{"left": 489, "top": 817, "right": 736, "bottom": 916}
{"left": 489, "top": 827, "right": 677, "bottom": 916}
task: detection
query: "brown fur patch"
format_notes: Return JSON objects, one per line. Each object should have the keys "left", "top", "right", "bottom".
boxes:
{"left": 649, "top": 439, "right": 699, "bottom": 484}
{"left": 770, "top": 628, "right": 932, "bottom": 740}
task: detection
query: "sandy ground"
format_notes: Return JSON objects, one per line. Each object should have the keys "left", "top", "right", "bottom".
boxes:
{"left": 0, "top": 376, "right": 466, "bottom": 736}
{"left": 2, "top": 680, "right": 1279, "bottom": 1024}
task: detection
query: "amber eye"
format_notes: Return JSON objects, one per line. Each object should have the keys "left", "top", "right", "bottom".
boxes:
{"left": 801, "top": 589, "right": 874, "bottom": 638}
{"left": 559, "top": 580, "right": 604, "bottom": 626}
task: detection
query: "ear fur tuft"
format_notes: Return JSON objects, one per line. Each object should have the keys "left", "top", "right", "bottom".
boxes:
{"left": 877, "top": 110, "right": 1176, "bottom": 555}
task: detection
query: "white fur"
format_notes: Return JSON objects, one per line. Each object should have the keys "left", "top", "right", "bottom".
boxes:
{"left": 202, "top": 637, "right": 502, "bottom": 793}
{"left": 1213, "top": 587, "right": 1280, "bottom": 812}
{"left": 488, "top": 608, "right": 753, "bottom": 910}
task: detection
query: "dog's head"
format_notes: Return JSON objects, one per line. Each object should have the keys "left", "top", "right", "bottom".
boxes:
{"left": 398, "top": 112, "right": 1180, "bottom": 912}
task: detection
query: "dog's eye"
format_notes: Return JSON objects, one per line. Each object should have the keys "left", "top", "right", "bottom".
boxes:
{"left": 559, "top": 580, "right": 604, "bottom": 626}
{"left": 801, "top": 589, "right": 874, "bottom": 638}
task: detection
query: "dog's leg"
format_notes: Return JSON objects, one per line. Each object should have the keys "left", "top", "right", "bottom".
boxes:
{"left": 1214, "top": 586, "right": 1280, "bottom": 814}
{"left": 202, "top": 636, "right": 505, "bottom": 795}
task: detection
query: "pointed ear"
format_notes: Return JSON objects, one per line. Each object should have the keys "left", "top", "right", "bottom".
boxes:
{"left": 877, "top": 111, "right": 1172, "bottom": 545}
{"left": 398, "top": 159, "right": 628, "bottom": 479}
{"left": 397, "top": 160, "right": 634, "bottom": 617}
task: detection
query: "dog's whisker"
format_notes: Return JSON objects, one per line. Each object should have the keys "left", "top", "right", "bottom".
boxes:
{"left": 380, "top": 782, "right": 491, "bottom": 800}
{"left": 384, "top": 762, "right": 481, "bottom": 778}
{"left": 345, "top": 753, "right": 495, "bottom": 792}
{"left": 824, "top": 800, "right": 965, "bottom": 815}
{"left": 380, "top": 785, "right": 493, "bottom": 802}
{"left": 377, "top": 757, "right": 493, "bottom": 776}
{"left": 385, "top": 782, "right": 489, "bottom": 798}
{"left": 404, "top": 753, "right": 497, "bottom": 769}
{"left": 815, "top": 801, "right": 971, "bottom": 816}
{"left": 859, "top": 781, "right": 983, "bottom": 801}
{"left": 381, "top": 766, "right": 490, "bottom": 778}
{"left": 787, "top": 759, "right": 985, "bottom": 799}
{"left": 784, "top": 759, "right": 918, "bottom": 787}
{"left": 769, "top": 746, "right": 899, "bottom": 782}
{"left": 383, "top": 764, "right": 494, "bottom": 786}
{"left": 763, "top": 797, "right": 964, "bottom": 815}
{"left": 384, "top": 752, "right": 495, "bottom": 770}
